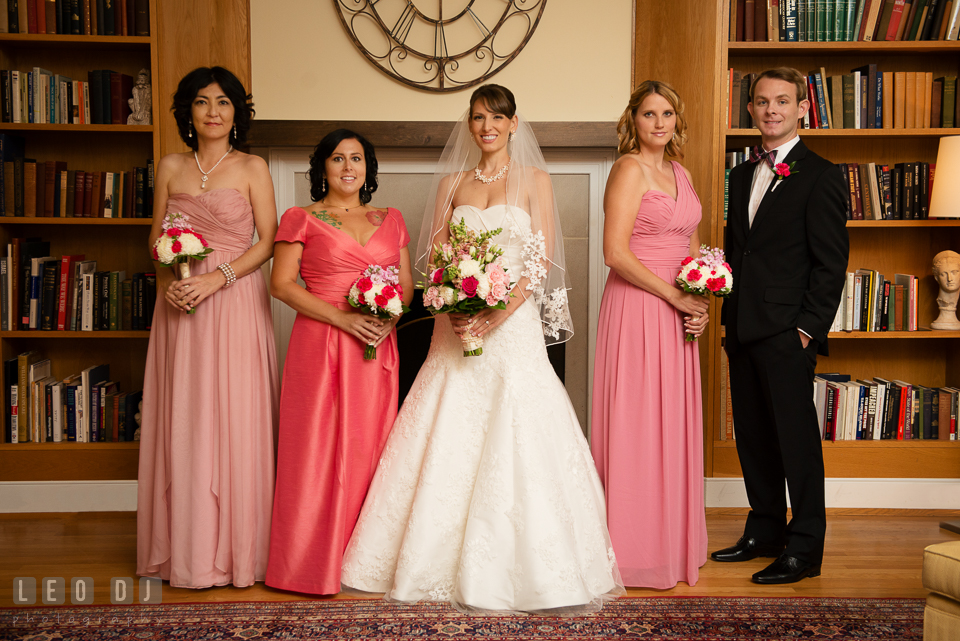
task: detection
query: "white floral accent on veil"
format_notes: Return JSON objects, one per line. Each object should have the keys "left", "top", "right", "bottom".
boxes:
{"left": 519, "top": 229, "right": 547, "bottom": 300}
{"left": 543, "top": 287, "right": 572, "bottom": 340}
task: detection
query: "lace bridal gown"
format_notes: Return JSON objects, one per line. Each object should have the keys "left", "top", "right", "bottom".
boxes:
{"left": 340, "top": 204, "right": 624, "bottom": 613}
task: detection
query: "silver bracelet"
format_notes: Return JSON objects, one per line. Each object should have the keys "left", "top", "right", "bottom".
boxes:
{"left": 217, "top": 262, "right": 237, "bottom": 288}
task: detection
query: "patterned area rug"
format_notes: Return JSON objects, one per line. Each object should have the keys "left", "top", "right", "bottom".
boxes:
{"left": 0, "top": 597, "right": 925, "bottom": 640}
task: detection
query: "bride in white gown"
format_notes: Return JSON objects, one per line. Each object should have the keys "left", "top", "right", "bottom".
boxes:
{"left": 340, "top": 85, "right": 624, "bottom": 613}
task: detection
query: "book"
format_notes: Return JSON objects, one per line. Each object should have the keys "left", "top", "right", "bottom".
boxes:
{"left": 4, "top": 356, "right": 17, "bottom": 442}
{"left": 57, "top": 253, "right": 83, "bottom": 330}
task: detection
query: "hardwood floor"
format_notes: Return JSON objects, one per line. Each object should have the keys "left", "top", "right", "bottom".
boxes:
{"left": 1, "top": 509, "right": 957, "bottom": 606}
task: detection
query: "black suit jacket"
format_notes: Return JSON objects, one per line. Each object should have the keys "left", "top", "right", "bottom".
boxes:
{"left": 721, "top": 139, "right": 849, "bottom": 355}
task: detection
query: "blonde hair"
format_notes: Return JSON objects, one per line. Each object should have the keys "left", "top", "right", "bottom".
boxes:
{"left": 617, "top": 80, "right": 687, "bottom": 158}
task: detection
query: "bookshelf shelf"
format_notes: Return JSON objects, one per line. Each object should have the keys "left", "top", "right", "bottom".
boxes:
{"left": 715, "top": 439, "right": 958, "bottom": 448}
{"left": 0, "top": 441, "right": 138, "bottom": 450}
{"left": 0, "top": 218, "right": 154, "bottom": 226}
{"left": 847, "top": 220, "right": 960, "bottom": 227}
{"left": 0, "top": 34, "right": 151, "bottom": 49}
{"left": 828, "top": 330, "right": 960, "bottom": 338}
{"left": 728, "top": 42, "right": 960, "bottom": 55}
{"left": 0, "top": 331, "right": 150, "bottom": 339}
{"left": 0, "top": 124, "right": 153, "bottom": 133}
{"left": 727, "top": 128, "right": 960, "bottom": 137}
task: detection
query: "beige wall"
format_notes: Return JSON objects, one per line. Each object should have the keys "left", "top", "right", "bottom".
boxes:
{"left": 250, "top": 0, "right": 632, "bottom": 121}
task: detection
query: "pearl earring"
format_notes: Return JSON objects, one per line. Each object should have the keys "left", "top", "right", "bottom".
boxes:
{"left": 233, "top": 124, "right": 237, "bottom": 140}
{"left": 509, "top": 132, "right": 516, "bottom": 142}
{"left": 322, "top": 176, "right": 327, "bottom": 192}
{"left": 188, "top": 125, "right": 192, "bottom": 138}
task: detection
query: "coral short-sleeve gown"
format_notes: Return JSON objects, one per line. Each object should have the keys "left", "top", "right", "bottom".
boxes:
{"left": 137, "top": 188, "right": 280, "bottom": 589}
{"left": 590, "top": 161, "right": 708, "bottom": 589}
{"left": 265, "top": 206, "right": 410, "bottom": 595}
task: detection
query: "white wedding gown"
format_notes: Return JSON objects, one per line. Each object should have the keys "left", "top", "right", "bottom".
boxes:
{"left": 341, "top": 205, "right": 623, "bottom": 613}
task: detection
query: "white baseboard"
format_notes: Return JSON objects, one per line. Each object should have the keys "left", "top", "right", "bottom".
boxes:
{"left": 1, "top": 478, "right": 957, "bottom": 513}
{"left": 706, "top": 477, "right": 960, "bottom": 510}
{"left": 0, "top": 481, "right": 138, "bottom": 513}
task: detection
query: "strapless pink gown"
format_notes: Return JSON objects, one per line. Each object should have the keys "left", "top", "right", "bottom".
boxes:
{"left": 137, "top": 188, "right": 279, "bottom": 589}
{"left": 590, "top": 161, "right": 708, "bottom": 589}
{"left": 265, "top": 206, "right": 410, "bottom": 595}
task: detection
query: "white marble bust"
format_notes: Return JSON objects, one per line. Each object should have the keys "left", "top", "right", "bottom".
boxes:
{"left": 931, "top": 250, "right": 960, "bottom": 330}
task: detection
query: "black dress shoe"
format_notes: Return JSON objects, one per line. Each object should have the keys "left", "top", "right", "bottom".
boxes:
{"left": 752, "top": 554, "right": 821, "bottom": 584}
{"left": 711, "top": 536, "right": 785, "bottom": 563}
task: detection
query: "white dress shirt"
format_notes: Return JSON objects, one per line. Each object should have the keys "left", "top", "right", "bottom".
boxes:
{"left": 748, "top": 135, "right": 801, "bottom": 228}
{"left": 747, "top": 135, "right": 812, "bottom": 340}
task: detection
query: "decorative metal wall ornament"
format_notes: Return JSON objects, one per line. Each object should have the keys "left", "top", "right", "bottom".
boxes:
{"left": 333, "top": 0, "right": 547, "bottom": 92}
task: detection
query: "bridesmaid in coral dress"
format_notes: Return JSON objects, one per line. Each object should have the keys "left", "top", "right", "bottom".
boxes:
{"left": 137, "top": 67, "right": 280, "bottom": 589}
{"left": 266, "top": 129, "right": 413, "bottom": 595}
{"left": 591, "top": 81, "right": 709, "bottom": 589}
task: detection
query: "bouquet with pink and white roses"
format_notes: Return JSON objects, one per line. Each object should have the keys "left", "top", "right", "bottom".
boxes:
{"left": 676, "top": 244, "right": 733, "bottom": 342}
{"left": 152, "top": 211, "right": 213, "bottom": 314}
{"left": 422, "top": 218, "right": 513, "bottom": 356}
{"left": 347, "top": 265, "right": 410, "bottom": 360}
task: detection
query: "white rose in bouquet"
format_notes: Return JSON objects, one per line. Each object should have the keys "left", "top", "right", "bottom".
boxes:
{"left": 155, "top": 236, "right": 176, "bottom": 264}
{"left": 440, "top": 286, "right": 458, "bottom": 306}
{"left": 386, "top": 296, "right": 403, "bottom": 316}
{"left": 178, "top": 233, "right": 206, "bottom": 256}
{"left": 475, "top": 272, "right": 491, "bottom": 299}
{"left": 458, "top": 258, "right": 481, "bottom": 278}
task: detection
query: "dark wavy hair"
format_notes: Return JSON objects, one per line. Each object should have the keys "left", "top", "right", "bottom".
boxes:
{"left": 172, "top": 66, "right": 254, "bottom": 151}
{"left": 307, "top": 129, "right": 379, "bottom": 204}
{"left": 470, "top": 84, "right": 516, "bottom": 118}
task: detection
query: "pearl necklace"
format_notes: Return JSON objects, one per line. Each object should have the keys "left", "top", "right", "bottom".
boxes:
{"left": 195, "top": 145, "right": 233, "bottom": 189}
{"left": 474, "top": 159, "right": 511, "bottom": 184}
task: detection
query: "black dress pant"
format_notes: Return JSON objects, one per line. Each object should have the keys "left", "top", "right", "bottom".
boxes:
{"left": 726, "top": 327, "right": 826, "bottom": 565}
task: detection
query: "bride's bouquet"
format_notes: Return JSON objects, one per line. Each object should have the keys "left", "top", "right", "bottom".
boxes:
{"left": 152, "top": 211, "right": 213, "bottom": 314}
{"left": 346, "top": 265, "right": 409, "bottom": 360}
{"left": 422, "top": 218, "right": 513, "bottom": 356}
{"left": 676, "top": 245, "right": 733, "bottom": 342}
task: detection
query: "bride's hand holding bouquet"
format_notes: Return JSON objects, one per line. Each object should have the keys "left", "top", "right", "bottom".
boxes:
{"left": 422, "top": 218, "right": 513, "bottom": 356}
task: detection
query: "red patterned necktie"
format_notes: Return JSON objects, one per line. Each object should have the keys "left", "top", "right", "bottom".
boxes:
{"left": 750, "top": 146, "right": 777, "bottom": 168}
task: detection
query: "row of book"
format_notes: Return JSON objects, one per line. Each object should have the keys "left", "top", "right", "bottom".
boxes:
{"left": 1, "top": 68, "right": 137, "bottom": 126}
{"left": 717, "top": 355, "right": 959, "bottom": 442}
{"left": 2, "top": 239, "right": 157, "bottom": 332}
{"left": 1, "top": 134, "right": 155, "bottom": 217}
{"left": 815, "top": 374, "right": 958, "bottom": 441}
{"left": 829, "top": 270, "right": 919, "bottom": 333}
{"left": 3, "top": 355, "right": 142, "bottom": 444}
{"left": 727, "top": 68, "right": 959, "bottom": 129}
{"left": 0, "top": 0, "right": 150, "bottom": 36}
{"left": 730, "top": 0, "right": 960, "bottom": 42}
{"left": 723, "top": 155, "right": 937, "bottom": 220}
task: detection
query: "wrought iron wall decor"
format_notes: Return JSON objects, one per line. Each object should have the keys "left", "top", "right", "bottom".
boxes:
{"left": 333, "top": 0, "right": 547, "bottom": 92}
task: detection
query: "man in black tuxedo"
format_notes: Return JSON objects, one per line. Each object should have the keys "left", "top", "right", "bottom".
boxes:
{"left": 715, "top": 67, "right": 848, "bottom": 584}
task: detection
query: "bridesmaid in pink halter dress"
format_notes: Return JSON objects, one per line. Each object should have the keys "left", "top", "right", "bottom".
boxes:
{"left": 591, "top": 81, "right": 709, "bottom": 589}
{"left": 266, "top": 130, "right": 413, "bottom": 595}
{"left": 137, "top": 67, "right": 279, "bottom": 589}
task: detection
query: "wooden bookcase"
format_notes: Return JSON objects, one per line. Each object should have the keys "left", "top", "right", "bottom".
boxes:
{"left": 632, "top": 1, "right": 960, "bottom": 482}
{"left": 0, "top": 2, "right": 161, "bottom": 482}
{"left": 713, "top": 32, "right": 960, "bottom": 478}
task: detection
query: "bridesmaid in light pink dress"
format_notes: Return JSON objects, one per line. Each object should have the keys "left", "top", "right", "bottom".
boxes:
{"left": 137, "top": 67, "right": 279, "bottom": 589}
{"left": 591, "top": 81, "right": 709, "bottom": 589}
{"left": 265, "top": 130, "right": 413, "bottom": 595}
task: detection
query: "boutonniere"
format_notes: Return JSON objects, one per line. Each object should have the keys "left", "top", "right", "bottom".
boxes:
{"left": 770, "top": 162, "right": 798, "bottom": 191}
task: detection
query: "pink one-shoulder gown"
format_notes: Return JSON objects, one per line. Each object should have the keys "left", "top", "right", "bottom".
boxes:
{"left": 591, "top": 161, "right": 708, "bottom": 589}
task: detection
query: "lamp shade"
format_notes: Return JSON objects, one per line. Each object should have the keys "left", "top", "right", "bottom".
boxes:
{"left": 930, "top": 136, "right": 960, "bottom": 219}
